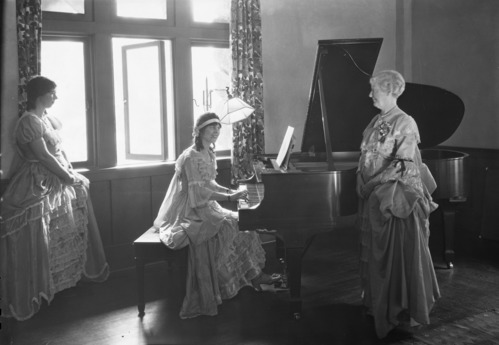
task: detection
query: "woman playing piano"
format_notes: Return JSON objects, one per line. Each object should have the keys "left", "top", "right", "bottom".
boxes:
{"left": 153, "top": 112, "right": 281, "bottom": 319}
{"left": 357, "top": 70, "right": 441, "bottom": 338}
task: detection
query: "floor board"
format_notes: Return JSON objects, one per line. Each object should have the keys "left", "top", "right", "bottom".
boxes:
{"left": 2, "top": 225, "right": 499, "bottom": 345}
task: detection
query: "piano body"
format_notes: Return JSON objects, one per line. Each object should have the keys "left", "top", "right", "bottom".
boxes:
{"left": 398, "top": 84, "right": 469, "bottom": 268}
{"left": 238, "top": 38, "right": 468, "bottom": 318}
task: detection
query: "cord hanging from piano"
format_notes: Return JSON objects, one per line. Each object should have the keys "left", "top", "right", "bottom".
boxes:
{"left": 341, "top": 48, "right": 371, "bottom": 76}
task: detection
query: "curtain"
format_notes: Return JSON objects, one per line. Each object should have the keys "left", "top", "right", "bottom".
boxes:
{"left": 16, "top": 0, "right": 42, "bottom": 117}
{"left": 230, "top": 0, "right": 264, "bottom": 184}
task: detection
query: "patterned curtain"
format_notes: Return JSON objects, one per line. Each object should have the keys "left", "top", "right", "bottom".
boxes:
{"left": 16, "top": 0, "right": 42, "bottom": 117}
{"left": 230, "top": 0, "right": 264, "bottom": 184}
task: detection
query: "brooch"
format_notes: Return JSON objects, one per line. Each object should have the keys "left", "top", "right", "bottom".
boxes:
{"left": 377, "top": 120, "right": 392, "bottom": 143}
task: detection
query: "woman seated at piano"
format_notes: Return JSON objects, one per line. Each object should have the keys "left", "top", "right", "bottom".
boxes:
{"left": 356, "top": 70, "right": 441, "bottom": 338}
{"left": 152, "top": 112, "right": 281, "bottom": 319}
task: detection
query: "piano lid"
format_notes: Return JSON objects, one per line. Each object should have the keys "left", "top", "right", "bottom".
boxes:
{"left": 398, "top": 83, "right": 465, "bottom": 148}
{"left": 301, "top": 38, "right": 465, "bottom": 153}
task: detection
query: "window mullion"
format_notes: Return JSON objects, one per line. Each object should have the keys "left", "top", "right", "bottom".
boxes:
{"left": 94, "top": 33, "right": 117, "bottom": 168}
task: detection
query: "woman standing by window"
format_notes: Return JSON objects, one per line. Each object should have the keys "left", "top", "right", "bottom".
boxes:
{"left": 1, "top": 76, "right": 109, "bottom": 321}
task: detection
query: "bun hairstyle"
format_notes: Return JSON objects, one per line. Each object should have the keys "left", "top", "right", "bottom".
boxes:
{"left": 25, "top": 76, "right": 57, "bottom": 113}
{"left": 193, "top": 112, "right": 221, "bottom": 152}
{"left": 370, "top": 70, "right": 406, "bottom": 99}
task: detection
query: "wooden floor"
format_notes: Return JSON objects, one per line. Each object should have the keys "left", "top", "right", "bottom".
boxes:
{"left": 2, "top": 223, "right": 499, "bottom": 345}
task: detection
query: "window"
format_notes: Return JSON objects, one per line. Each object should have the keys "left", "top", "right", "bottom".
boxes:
{"left": 41, "top": 0, "right": 230, "bottom": 168}
{"left": 41, "top": 37, "right": 92, "bottom": 165}
{"left": 191, "top": 45, "right": 232, "bottom": 153}
{"left": 191, "top": 0, "right": 230, "bottom": 23}
{"left": 113, "top": 38, "right": 175, "bottom": 164}
{"left": 42, "top": 0, "right": 85, "bottom": 14}
{"left": 116, "top": 0, "right": 167, "bottom": 20}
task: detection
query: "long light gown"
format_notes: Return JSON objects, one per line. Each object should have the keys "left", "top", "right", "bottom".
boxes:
{"left": 1, "top": 112, "right": 109, "bottom": 321}
{"left": 153, "top": 146, "right": 266, "bottom": 319}
{"left": 357, "top": 106, "right": 441, "bottom": 338}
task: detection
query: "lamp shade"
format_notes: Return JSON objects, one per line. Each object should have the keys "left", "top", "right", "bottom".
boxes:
{"left": 219, "top": 97, "right": 255, "bottom": 124}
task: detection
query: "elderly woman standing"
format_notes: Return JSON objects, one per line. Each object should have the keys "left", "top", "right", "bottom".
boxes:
{"left": 1, "top": 76, "right": 109, "bottom": 321}
{"left": 357, "top": 70, "right": 441, "bottom": 338}
{"left": 153, "top": 112, "right": 281, "bottom": 319}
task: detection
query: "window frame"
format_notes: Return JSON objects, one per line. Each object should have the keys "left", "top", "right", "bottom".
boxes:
{"left": 122, "top": 40, "right": 168, "bottom": 161}
{"left": 41, "top": 0, "right": 231, "bottom": 170}
{"left": 41, "top": 34, "right": 96, "bottom": 169}
{"left": 112, "top": 0, "right": 175, "bottom": 26}
{"left": 191, "top": 40, "right": 232, "bottom": 157}
{"left": 42, "top": 0, "right": 93, "bottom": 22}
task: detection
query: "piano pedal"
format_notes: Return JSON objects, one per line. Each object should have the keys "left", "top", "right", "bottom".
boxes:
{"left": 269, "top": 277, "right": 289, "bottom": 292}
{"left": 277, "top": 273, "right": 288, "bottom": 289}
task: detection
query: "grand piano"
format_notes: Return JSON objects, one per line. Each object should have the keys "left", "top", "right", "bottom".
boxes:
{"left": 238, "top": 38, "right": 468, "bottom": 318}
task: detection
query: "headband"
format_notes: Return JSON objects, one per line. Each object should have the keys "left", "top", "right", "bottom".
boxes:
{"left": 192, "top": 118, "right": 221, "bottom": 137}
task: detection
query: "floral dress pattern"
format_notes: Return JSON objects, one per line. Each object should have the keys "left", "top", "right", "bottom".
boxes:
{"left": 1, "top": 112, "right": 109, "bottom": 321}
{"left": 153, "top": 146, "right": 266, "bottom": 318}
{"left": 357, "top": 106, "right": 441, "bottom": 338}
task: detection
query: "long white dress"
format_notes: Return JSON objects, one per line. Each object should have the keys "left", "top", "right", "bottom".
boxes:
{"left": 1, "top": 112, "right": 109, "bottom": 321}
{"left": 357, "top": 106, "right": 441, "bottom": 338}
{"left": 153, "top": 146, "right": 266, "bottom": 318}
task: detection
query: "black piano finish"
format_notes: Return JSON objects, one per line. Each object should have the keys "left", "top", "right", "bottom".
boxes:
{"left": 240, "top": 38, "right": 382, "bottom": 318}
{"left": 399, "top": 80, "right": 469, "bottom": 268}
{"left": 239, "top": 156, "right": 359, "bottom": 235}
{"left": 239, "top": 38, "right": 468, "bottom": 317}
{"left": 239, "top": 165, "right": 358, "bottom": 317}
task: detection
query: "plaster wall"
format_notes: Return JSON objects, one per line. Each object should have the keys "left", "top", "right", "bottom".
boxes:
{"left": 1, "top": 0, "right": 18, "bottom": 178}
{"left": 261, "top": 0, "right": 499, "bottom": 152}
{"left": 412, "top": 0, "right": 499, "bottom": 149}
{"left": 261, "top": 0, "right": 397, "bottom": 153}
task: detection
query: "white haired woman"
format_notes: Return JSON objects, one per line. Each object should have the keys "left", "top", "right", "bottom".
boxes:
{"left": 357, "top": 70, "right": 441, "bottom": 338}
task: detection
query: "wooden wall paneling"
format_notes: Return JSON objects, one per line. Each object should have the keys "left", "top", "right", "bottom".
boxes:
{"left": 89, "top": 180, "right": 113, "bottom": 247}
{"left": 479, "top": 167, "right": 499, "bottom": 241}
{"left": 216, "top": 159, "right": 232, "bottom": 187}
{"left": 151, "top": 173, "right": 173, "bottom": 222}
{"left": 437, "top": 147, "right": 499, "bottom": 258}
{"left": 111, "top": 176, "right": 153, "bottom": 244}
{"left": 105, "top": 243, "right": 136, "bottom": 272}
{"left": 106, "top": 176, "right": 153, "bottom": 271}
{"left": 215, "top": 161, "right": 235, "bottom": 210}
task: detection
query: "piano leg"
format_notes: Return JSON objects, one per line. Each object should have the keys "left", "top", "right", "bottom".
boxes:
{"left": 275, "top": 236, "right": 286, "bottom": 262}
{"left": 286, "top": 247, "right": 303, "bottom": 320}
{"left": 440, "top": 201, "right": 457, "bottom": 269}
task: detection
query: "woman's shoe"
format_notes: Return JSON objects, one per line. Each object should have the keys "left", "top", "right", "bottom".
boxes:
{"left": 251, "top": 272, "right": 282, "bottom": 292}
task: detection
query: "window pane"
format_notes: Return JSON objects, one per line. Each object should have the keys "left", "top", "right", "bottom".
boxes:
{"left": 124, "top": 43, "right": 163, "bottom": 156}
{"left": 113, "top": 38, "right": 175, "bottom": 164}
{"left": 116, "top": 0, "right": 167, "bottom": 20}
{"left": 41, "top": 40, "right": 88, "bottom": 162}
{"left": 192, "top": 0, "right": 230, "bottom": 23}
{"left": 42, "top": 0, "right": 85, "bottom": 14}
{"left": 191, "top": 46, "right": 232, "bottom": 152}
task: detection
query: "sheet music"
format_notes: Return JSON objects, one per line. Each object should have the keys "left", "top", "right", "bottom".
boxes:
{"left": 273, "top": 126, "right": 295, "bottom": 170}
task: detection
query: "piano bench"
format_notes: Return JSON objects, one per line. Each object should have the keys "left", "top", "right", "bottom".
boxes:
{"left": 133, "top": 227, "right": 187, "bottom": 317}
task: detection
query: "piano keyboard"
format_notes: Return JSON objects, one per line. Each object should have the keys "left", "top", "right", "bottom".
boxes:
{"left": 238, "top": 183, "right": 265, "bottom": 209}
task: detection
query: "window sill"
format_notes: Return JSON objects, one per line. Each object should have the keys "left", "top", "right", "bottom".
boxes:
{"left": 78, "top": 156, "right": 231, "bottom": 182}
